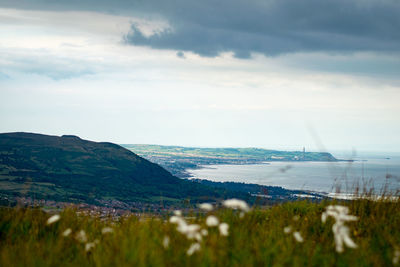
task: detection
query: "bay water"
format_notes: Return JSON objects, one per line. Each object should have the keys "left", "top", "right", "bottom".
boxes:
{"left": 188, "top": 154, "right": 400, "bottom": 196}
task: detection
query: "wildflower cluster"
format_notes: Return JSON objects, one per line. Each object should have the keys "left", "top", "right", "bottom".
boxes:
{"left": 168, "top": 209, "right": 206, "bottom": 255}
{"left": 321, "top": 205, "right": 358, "bottom": 253}
{"left": 168, "top": 199, "right": 250, "bottom": 256}
{"left": 283, "top": 215, "right": 304, "bottom": 243}
{"left": 46, "top": 213, "right": 114, "bottom": 252}
{"left": 42, "top": 200, "right": 398, "bottom": 263}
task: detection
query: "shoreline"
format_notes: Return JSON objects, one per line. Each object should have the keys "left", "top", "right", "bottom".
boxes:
{"left": 179, "top": 158, "right": 353, "bottom": 179}
{"left": 184, "top": 159, "right": 400, "bottom": 198}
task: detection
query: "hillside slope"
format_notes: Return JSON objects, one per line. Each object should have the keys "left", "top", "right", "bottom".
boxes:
{"left": 0, "top": 132, "right": 227, "bottom": 204}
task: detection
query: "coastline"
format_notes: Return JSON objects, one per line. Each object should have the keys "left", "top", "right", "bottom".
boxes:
{"left": 178, "top": 158, "right": 348, "bottom": 179}
{"left": 184, "top": 159, "right": 400, "bottom": 197}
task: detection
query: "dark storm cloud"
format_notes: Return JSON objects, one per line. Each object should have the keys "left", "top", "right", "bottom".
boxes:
{"left": 2, "top": 0, "right": 400, "bottom": 57}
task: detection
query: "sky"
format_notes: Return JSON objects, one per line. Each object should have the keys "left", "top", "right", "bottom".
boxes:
{"left": 0, "top": 0, "right": 399, "bottom": 153}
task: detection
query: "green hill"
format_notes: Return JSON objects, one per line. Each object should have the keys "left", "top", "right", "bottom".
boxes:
{"left": 0, "top": 132, "right": 234, "bottom": 204}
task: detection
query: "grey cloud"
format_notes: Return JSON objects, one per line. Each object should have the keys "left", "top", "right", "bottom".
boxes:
{"left": 124, "top": 0, "right": 400, "bottom": 57}
{"left": 176, "top": 51, "right": 185, "bottom": 58}
{"left": 0, "top": 49, "right": 96, "bottom": 80}
{"left": 1, "top": 0, "right": 400, "bottom": 58}
{"left": 282, "top": 53, "right": 400, "bottom": 80}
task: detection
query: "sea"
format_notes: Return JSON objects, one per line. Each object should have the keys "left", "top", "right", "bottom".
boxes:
{"left": 187, "top": 152, "right": 400, "bottom": 198}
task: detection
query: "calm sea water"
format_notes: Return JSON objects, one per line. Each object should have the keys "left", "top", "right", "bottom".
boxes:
{"left": 188, "top": 155, "right": 400, "bottom": 195}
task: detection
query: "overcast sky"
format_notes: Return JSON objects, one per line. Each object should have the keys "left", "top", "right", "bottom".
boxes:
{"left": 0, "top": 0, "right": 399, "bottom": 153}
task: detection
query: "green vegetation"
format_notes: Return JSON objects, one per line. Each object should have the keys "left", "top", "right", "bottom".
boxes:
{"left": 0, "top": 132, "right": 240, "bottom": 205}
{"left": 1, "top": 198, "right": 399, "bottom": 266}
{"left": 124, "top": 144, "right": 337, "bottom": 161}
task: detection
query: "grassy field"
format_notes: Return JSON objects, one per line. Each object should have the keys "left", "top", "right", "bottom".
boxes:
{"left": 1, "top": 198, "right": 399, "bottom": 266}
{"left": 123, "top": 144, "right": 337, "bottom": 161}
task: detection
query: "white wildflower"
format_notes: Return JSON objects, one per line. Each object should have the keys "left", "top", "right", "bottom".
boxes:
{"left": 393, "top": 248, "right": 400, "bottom": 265}
{"left": 176, "top": 221, "right": 188, "bottom": 234}
{"left": 62, "top": 228, "right": 72, "bottom": 237}
{"left": 223, "top": 199, "right": 250, "bottom": 212}
{"left": 284, "top": 226, "right": 292, "bottom": 234}
{"left": 183, "top": 224, "right": 201, "bottom": 239}
{"left": 206, "top": 215, "right": 219, "bottom": 227}
{"left": 219, "top": 223, "right": 229, "bottom": 236}
{"left": 85, "top": 238, "right": 100, "bottom": 251}
{"left": 329, "top": 205, "right": 349, "bottom": 214}
{"left": 187, "top": 242, "right": 201, "bottom": 256}
{"left": 321, "top": 205, "right": 357, "bottom": 223}
{"left": 293, "top": 231, "right": 304, "bottom": 243}
{"left": 173, "top": 217, "right": 201, "bottom": 240}
{"left": 75, "top": 230, "right": 88, "bottom": 243}
{"left": 85, "top": 242, "right": 96, "bottom": 252}
{"left": 187, "top": 224, "right": 201, "bottom": 232}
{"left": 173, "top": 210, "right": 182, "bottom": 216}
{"left": 322, "top": 205, "right": 358, "bottom": 253}
{"left": 198, "top": 203, "right": 213, "bottom": 211}
{"left": 172, "top": 217, "right": 202, "bottom": 241}
{"left": 169, "top": 216, "right": 186, "bottom": 226}
{"left": 194, "top": 232, "right": 202, "bottom": 242}
{"left": 101, "top": 227, "right": 114, "bottom": 234}
{"left": 163, "top": 236, "right": 170, "bottom": 248}
{"left": 46, "top": 214, "right": 60, "bottom": 225}
{"left": 332, "top": 224, "right": 357, "bottom": 253}
{"left": 201, "top": 229, "right": 208, "bottom": 236}
{"left": 169, "top": 213, "right": 202, "bottom": 241}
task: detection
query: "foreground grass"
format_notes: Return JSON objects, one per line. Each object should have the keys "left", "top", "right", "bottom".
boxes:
{"left": 1, "top": 199, "right": 399, "bottom": 266}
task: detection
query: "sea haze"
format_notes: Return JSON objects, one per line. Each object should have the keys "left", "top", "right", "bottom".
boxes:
{"left": 188, "top": 155, "right": 400, "bottom": 195}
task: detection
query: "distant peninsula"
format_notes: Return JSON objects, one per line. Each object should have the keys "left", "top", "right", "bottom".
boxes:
{"left": 122, "top": 144, "right": 337, "bottom": 178}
